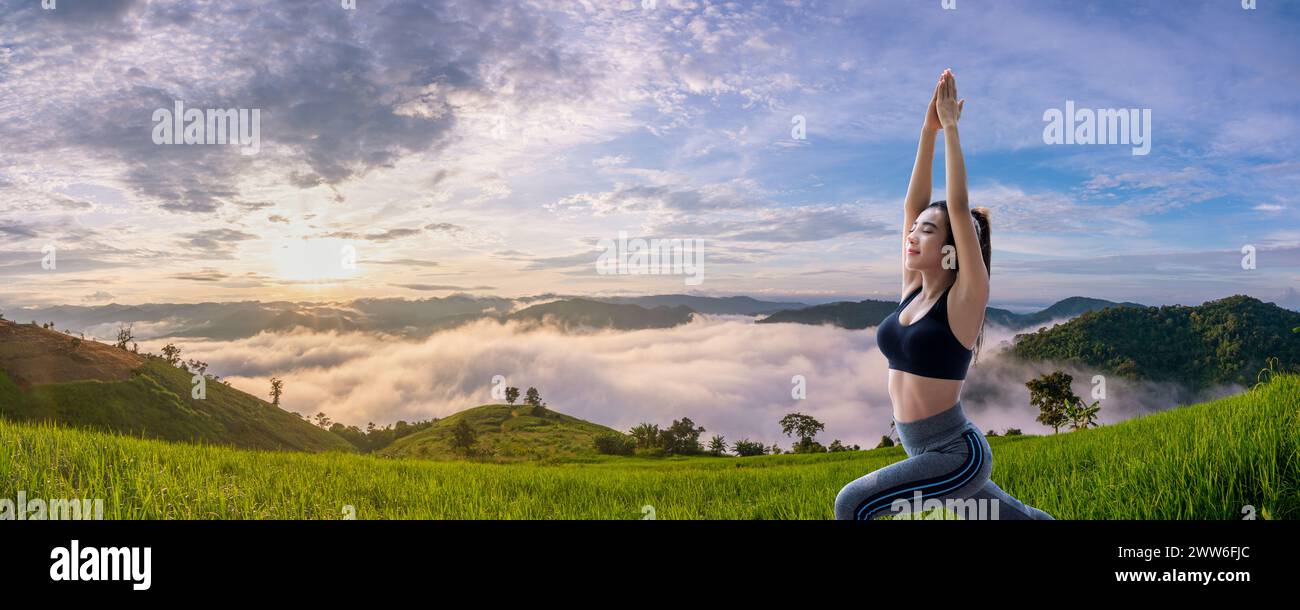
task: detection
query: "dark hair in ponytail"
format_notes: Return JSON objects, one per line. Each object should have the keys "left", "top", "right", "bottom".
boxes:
{"left": 926, "top": 200, "right": 992, "bottom": 366}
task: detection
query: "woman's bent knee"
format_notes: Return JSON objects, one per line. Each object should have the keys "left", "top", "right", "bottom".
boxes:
{"left": 834, "top": 473, "right": 880, "bottom": 520}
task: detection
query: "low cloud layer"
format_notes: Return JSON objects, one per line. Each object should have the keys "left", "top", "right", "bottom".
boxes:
{"left": 140, "top": 316, "right": 1243, "bottom": 449}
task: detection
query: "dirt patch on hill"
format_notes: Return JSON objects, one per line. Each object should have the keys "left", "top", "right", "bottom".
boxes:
{"left": 0, "top": 320, "right": 144, "bottom": 388}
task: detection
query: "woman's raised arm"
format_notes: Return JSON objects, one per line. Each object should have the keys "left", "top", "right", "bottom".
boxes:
{"left": 936, "top": 70, "right": 987, "bottom": 306}
{"left": 900, "top": 78, "right": 944, "bottom": 299}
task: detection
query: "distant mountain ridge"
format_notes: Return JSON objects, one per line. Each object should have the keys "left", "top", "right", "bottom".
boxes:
{"left": 757, "top": 294, "right": 1145, "bottom": 331}
{"left": 593, "top": 294, "right": 805, "bottom": 315}
{"left": 2, "top": 293, "right": 796, "bottom": 340}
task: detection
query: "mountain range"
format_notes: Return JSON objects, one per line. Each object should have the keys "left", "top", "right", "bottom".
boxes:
{"left": 756, "top": 295, "right": 1147, "bottom": 331}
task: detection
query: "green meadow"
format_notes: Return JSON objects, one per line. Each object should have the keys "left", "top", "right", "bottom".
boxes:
{"left": 2, "top": 373, "right": 1296, "bottom": 520}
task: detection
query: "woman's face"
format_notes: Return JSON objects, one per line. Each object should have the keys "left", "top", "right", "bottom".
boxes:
{"left": 904, "top": 207, "right": 951, "bottom": 272}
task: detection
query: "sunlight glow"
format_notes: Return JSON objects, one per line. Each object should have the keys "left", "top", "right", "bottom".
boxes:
{"left": 272, "top": 238, "right": 363, "bottom": 283}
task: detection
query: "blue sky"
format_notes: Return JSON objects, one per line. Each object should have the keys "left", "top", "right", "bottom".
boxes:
{"left": 1, "top": 0, "right": 1297, "bottom": 309}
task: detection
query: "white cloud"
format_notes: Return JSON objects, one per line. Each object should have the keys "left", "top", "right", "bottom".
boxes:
{"left": 139, "top": 316, "right": 1240, "bottom": 449}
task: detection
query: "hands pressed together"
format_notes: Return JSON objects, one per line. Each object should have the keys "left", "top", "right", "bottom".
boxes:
{"left": 923, "top": 68, "right": 965, "bottom": 133}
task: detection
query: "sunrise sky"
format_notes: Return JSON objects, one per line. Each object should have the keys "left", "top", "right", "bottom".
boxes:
{"left": 2, "top": 0, "right": 1298, "bottom": 310}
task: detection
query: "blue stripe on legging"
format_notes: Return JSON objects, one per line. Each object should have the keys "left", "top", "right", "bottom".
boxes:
{"left": 856, "top": 430, "right": 982, "bottom": 520}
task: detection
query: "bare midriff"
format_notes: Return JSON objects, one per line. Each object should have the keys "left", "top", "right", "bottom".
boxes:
{"left": 888, "top": 368, "right": 964, "bottom": 423}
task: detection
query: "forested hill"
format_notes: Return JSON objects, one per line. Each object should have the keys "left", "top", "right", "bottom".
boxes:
{"left": 1008, "top": 295, "right": 1300, "bottom": 390}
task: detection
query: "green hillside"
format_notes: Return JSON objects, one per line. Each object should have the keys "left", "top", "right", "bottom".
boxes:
{"left": 0, "top": 360, "right": 353, "bottom": 453}
{"left": 0, "top": 321, "right": 352, "bottom": 453}
{"left": 1010, "top": 295, "right": 1300, "bottom": 390}
{"left": 2, "top": 372, "right": 1296, "bottom": 519}
{"left": 380, "top": 403, "right": 627, "bottom": 462}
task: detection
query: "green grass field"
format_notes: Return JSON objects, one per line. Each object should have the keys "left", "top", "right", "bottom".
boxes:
{"left": 2, "top": 373, "right": 1296, "bottom": 519}
{"left": 0, "top": 359, "right": 353, "bottom": 453}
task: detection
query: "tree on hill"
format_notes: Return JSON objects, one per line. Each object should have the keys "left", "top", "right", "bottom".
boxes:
{"left": 161, "top": 343, "right": 182, "bottom": 365}
{"left": 629, "top": 423, "right": 660, "bottom": 449}
{"left": 875, "top": 435, "right": 894, "bottom": 449}
{"left": 269, "top": 377, "right": 284, "bottom": 406}
{"left": 450, "top": 419, "right": 478, "bottom": 456}
{"left": 329, "top": 418, "right": 437, "bottom": 453}
{"left": 1065, "top": 398, "right": 1101, "bottom": 431}
{"left": 659, "top": 417, "right": 706, "bottom": 455}
{"left": 780, "top": 412, "right": 826, "bottom": 453}
{"left": 707, "top": 434, "right": 728, "bottom": 456}
{"left": 828, "top": 439, "right": 859, "bottom": 452}
{"left": 184, "top": 358, "right": 209, "bottom": 376}
{"left": 314, "top": 412, "right": 332, "bottom": 429}
{"left": 114, "top": 322, "right": 133, "bottom": 350}
{"left": 522, "top": 387, "right": 549, "bottom": 415}
{"left": 732, "top": 438, "right": 767, "bottom": 456}
{"left": 1027, "top": 370, "right": 1077, "bottom": 434}
{"left": 505, "top": 386, "right": 520, "bottom": 405}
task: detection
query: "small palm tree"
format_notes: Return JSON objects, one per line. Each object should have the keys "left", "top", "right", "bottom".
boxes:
{"left": 1064, "top": 399, "right": 1100, "bottom": 431}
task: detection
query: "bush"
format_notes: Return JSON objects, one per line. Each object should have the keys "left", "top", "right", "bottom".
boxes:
{"left": 791, "top": 438, "right": 827, "bottom": 454}
{"left": 594, "top": 432, "right": 635, "bottom": 456}
{"left": 732, "top": 439, "right": 767, "bottom": 457}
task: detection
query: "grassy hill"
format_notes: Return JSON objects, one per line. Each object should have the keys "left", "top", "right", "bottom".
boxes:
{"left": 2, "top": 369, "right": 1296, "bottom": 519}
{"left": 0, "top": 320, "right": 353, "bottom": 453}
{"left": 379, "top": 403, "right": 627, "bottom": 462}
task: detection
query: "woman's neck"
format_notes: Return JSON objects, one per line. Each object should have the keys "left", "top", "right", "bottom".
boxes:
{"left": 918, "top": 269, "right": 956, "bottom": 300}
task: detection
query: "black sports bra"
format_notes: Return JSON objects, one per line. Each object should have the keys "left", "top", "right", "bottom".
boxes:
{"left": 876, "top": 283, "right": 973, "bottom": 380}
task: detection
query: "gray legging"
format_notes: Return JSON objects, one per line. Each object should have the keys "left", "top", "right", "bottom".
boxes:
{"left": 834, "top": 401, "right": 1055, "bottom": 520}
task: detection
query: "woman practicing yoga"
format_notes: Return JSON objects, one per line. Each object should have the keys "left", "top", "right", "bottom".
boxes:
{"left": 833, "top": 69, "right": 1054, "bottom": 520}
